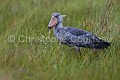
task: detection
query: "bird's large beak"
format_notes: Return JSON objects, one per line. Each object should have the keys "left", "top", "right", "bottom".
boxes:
{"left": 48, "top": 16, "right": 57, "bottom": 29}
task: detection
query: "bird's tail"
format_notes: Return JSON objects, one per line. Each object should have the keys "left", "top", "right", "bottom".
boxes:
{"left": 93, "top": 41, "right": 111, "bottom": 49}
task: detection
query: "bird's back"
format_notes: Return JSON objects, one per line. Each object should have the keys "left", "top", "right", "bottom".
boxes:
{"left": 54, "top": 26, "right": 110, "bottom": 49}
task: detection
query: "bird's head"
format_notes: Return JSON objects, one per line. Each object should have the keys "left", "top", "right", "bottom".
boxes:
{"left": 48, "top": 13, "right": 66, "bottom": 29}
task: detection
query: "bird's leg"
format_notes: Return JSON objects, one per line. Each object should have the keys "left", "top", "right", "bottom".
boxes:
{"left": 92, "top": 49, "right": 102, "bottom": 55}
{"left": 76, "top": 47, "right": 80, "bottom": 52}
{"left": 75, "top": 47, "right": 81, "bottom": 55}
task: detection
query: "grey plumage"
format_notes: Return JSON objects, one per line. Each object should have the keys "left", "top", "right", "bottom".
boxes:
{"left": 48, "top": 13, "right": 110, "bottom": 51}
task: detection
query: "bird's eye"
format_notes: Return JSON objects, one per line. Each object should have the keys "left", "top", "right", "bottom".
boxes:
{"left": 55, "top": 15, "right": 59, "bottom": 18}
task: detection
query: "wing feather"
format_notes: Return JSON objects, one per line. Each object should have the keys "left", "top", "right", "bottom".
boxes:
{"left": 57, "top": 27, "right": 110, "bottom": 49}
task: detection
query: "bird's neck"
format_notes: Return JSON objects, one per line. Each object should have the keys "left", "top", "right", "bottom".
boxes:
{"left": 54, "top": 22, "right": 63, "bottom": 31}
{"left": 53, "top": 22, "right": 63, "bottom": 34}
{"left": 55, "top": 22, "right": 63, "bottom": 29}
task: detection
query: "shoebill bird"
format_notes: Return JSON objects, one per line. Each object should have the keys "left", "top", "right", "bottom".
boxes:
{"left": 48, "top": 13, "right": 110, "bottom": 52}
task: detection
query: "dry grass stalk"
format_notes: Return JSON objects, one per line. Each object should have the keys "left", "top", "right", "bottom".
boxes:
{"left": 100, "top": 0, "right": 115, "bottom": 29}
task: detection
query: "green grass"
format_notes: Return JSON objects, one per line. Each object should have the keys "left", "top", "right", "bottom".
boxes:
{"left": 0, "top": 0, "right": 120, "bottom": 80}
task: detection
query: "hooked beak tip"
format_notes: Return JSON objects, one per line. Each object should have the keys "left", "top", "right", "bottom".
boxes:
{"left": 48, "top": 27, "right": 52, "bottom": 29}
